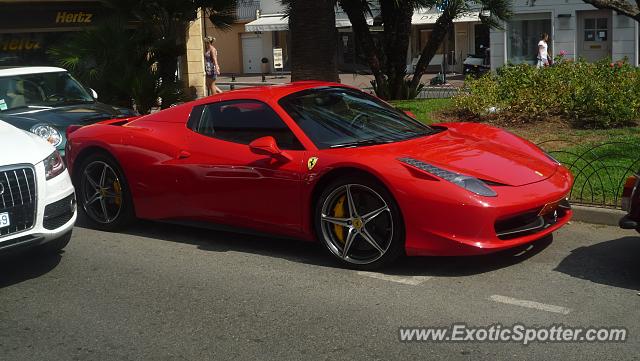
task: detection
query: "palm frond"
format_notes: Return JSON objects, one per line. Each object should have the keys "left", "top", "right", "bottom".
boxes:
{"left": 200, "top": 0, "right": 238, "bottom": 29}
{"left": 474, "top": 0, "right": 512, "bottom": 28}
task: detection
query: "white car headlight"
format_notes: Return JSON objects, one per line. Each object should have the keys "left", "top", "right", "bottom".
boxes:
{"left": 43, "top": 150, "right": 66, "bottom": 180}
{"left": 30, "top": 124, "right": 62, "bottom": 148}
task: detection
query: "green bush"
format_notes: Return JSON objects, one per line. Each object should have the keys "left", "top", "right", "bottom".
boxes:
{"left": 454, "top": 58, "right": 640, "bottom": 128}
{"left": 453, "top": 74, "right": 501, "bottom": 116}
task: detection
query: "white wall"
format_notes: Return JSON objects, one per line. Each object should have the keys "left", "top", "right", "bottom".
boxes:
{"left": 261, "top": 31, "right": 275, "bottom": 71}
{"left": 260, "top": 0, "right": 285, "bottom": 15}
{"left": 490, "top": 26, "right": 506, "bottom": 70}
{"left": 613, "top": 13, "right": 636, "bottom": 63}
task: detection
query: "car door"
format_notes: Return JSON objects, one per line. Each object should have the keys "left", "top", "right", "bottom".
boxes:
{"left": 179, "top": 99, "right": 308, "bottom": 236}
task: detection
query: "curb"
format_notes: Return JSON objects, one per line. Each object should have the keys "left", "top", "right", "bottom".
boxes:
{"left": 571, "top": 205, "right": 625, "bottom": 227}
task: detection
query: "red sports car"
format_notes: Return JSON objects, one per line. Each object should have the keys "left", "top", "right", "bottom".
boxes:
{"left": 65, "top": 82, "right": 573, "bottom": 269}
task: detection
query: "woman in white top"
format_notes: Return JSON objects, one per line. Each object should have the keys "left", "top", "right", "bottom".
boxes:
{"left": 537, "top": 33, "right": 550, "bottom": 68}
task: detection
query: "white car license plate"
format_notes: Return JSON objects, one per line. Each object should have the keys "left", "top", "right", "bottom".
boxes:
{"left": 0, "top": 212, "right": 10, "bottom": 228}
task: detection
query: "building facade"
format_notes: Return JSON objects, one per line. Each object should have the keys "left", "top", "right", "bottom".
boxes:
{"left": 238, "top": 3, "right": 488, "bottom": 75}
{"left": 408, "top": 9, "right": 488, "bottom": 74}
{"left": 490, "top": 0, "right": 639, "bottom": 69}
{"left": 183, "top": 3, "right": 490, "bottom": 95}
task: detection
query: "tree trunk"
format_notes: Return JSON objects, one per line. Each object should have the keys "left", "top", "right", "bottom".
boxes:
{"left": 409, "top": 12, "right": 455, "bottom": 91}
{"left": 379, "top": 0, "right": 413, "bottom": 99}
{"left": 339, "top": 0, "right": 386, "bottom": 94}
{"left": 289, "top": 0, "right": 339, "bottom": 82}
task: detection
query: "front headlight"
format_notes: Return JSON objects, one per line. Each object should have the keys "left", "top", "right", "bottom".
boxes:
{"left": 399, "top": 157, "right": 497, "bottom": 197}
{"left": 30, "top": 124, "right": 63, "bottom": 148}
{"left": 43, "top": 151, "right": 66, "bottom": 180}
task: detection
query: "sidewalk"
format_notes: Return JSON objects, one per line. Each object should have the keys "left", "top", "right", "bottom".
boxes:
{"left": 215, "top": 72, "right": 465, "bottom": 90}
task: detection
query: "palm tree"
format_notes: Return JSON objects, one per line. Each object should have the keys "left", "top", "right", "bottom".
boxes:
{"left": 340, "top": 0, "right": 511, "bottom": 99}
{"left": 409, "top": 0, "right": 511, "bottom": 91}
{"left": 285, "top": 0, "right": 340, "bottom": 82}
{"left": 103, "top": 0, "right": 237, "bottom": 84}
{"left": 49, "top": 0, "right": 238, "bottom": 113}
{"left": 47, "top": 16, "right": 155, "bottom": 109}
{"left": 284, "top": 0, "right": 511, "bottom": 99}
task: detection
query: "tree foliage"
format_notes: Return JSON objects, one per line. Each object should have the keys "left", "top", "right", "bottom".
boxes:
{"left": 582, "top": 0, "right": 640, "bottom": 21}
{"left": 341, "top": 0, "right": 512, "bottom": 99}
{"left": 49, "top": 0, "right": 237, "bottom": 113}
{"left": 284, "top": 0, "right": 511, "bottom": 99}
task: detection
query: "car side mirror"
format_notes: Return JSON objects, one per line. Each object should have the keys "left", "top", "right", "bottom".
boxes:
{"left": 89, "top": 88, "right": 98, "bottom": 99}
{"left": 249, "top": 136, "right": 292, "bottom": 161}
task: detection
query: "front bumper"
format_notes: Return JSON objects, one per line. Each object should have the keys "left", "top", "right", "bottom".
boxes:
{"left": 0, "top": 164, "right": 76, "bottom": 253}
{"left": 395, "top": 166, "right": 574, "bottom": 256}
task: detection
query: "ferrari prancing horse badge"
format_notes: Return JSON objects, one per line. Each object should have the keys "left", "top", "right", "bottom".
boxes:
{"left": 307, "top": 157, "right": 318, "bottom": 170}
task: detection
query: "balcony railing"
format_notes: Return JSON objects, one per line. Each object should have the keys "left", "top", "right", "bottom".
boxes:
{"left": 236, "top": 0, "right": 260, "bottom": 21}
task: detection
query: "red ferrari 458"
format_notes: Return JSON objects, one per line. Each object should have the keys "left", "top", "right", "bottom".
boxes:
{"left": 66, "top": 82, "right": 573, "bottom": 269}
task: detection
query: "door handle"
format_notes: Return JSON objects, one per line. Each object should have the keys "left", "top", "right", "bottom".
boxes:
{"left": 178, "top": 150, "right": 191, "bottom": 159}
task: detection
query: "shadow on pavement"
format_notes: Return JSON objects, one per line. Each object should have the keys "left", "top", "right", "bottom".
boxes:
{"left": 79, "top": 217, "right": 338, "bottom": 269}
{"left": 386, "top": 235, "right": 554, "bottom": 277}
{"left": 554, "top": 235, "right": 640, "bottom": 290}
{"left": 78, "top": 215, "right": 554, "bottom": 276}
{"left": 0, "top": 251, "right": 62, "bottom": 289}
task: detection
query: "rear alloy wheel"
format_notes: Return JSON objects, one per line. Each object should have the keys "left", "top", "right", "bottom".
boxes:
{"left": 77, "top": 154, "right": 134, "bottom": 231}
{"left": 315, "top": 176, "right": 404, "bottom": 269}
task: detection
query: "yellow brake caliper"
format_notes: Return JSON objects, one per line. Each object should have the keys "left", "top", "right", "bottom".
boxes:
{"left": 113, "top": 180, "right": 122, "bottom": 206}
{"left": 333, "top": 195, "right": 347, "bottom": 243}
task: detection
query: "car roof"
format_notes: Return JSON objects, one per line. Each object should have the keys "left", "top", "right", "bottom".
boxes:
{"left": 0, "top": 66, "right": 68, "bottom": 77}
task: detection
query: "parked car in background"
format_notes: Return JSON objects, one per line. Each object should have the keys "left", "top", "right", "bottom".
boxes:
{"left": 0, "top": 121, "right": 76, "bottom": 254}
{"left": 66, "top": 82, "right": 573, "bottom": 269}
{"left": 620, "top": 172, "right": 639, "bottom": 233}
{"left": 0, "top": 66, "right": 135, "bottom": 156}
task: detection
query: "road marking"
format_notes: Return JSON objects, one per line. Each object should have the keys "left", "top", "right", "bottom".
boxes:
{"left": 357, "top": 271, "right": 432, "bottom": 286}
{"left": 489, "top": 295, "right": 572, "bottom": 315}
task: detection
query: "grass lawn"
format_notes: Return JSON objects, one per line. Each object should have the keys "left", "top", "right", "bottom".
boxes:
{"left": 391, "top": 98, "right": 640, "bottom": 208}
{"left": 391, "top": 98, "right": 453, "bottom": 124}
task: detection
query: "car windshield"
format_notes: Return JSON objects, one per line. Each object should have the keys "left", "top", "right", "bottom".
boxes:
{"left": 0, "top": 71, "right": 93, "bottom": 112}
{"left": 278, "top": 87, "right": 435, "bottom": 149}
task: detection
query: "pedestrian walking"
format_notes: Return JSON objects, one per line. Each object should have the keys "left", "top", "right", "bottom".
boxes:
{"left": 537, "top": 33, "right": 551, "bottom": 68}
{"left": 204, "top": 36, "right": 222, "bottom": 95}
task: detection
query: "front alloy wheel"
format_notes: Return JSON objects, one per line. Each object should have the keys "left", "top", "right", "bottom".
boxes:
{"left": 316, "top": 176, "right": 404, "bottom": 269}
{"left": 77, "top": 154, "right": 134, "bottom": 231}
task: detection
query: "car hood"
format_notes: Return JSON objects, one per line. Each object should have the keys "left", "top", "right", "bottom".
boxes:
{"left": 0, "top": 102, "right": 132, "bottom": 130}
{"left": 0, "top": 121, "right": 54, "bottom": 166}
{"left": 394, "top": 123, "right": 558, "bottom": 187}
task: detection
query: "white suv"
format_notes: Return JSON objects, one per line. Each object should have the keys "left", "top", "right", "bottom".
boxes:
{"left": 0, "top": 120, "right": 76, "bottom": 253}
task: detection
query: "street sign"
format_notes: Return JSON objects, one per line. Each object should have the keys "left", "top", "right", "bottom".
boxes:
{"left": 273, "top": 48, "right": 283, "bottom": 70}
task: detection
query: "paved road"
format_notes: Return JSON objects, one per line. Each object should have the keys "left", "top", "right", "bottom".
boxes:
{"left": 1, "top": 220, "right": 639, "bottom": 360}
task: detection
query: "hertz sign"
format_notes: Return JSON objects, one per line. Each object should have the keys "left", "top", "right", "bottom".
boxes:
{"left": 0, "top": 3, "right": 104, "bottom": 30}
{"left": 55, "top": 12, "right": 94, "bottom": 24}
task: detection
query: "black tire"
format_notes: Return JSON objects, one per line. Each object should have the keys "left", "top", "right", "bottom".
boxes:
{"left": 75, "top": 152, "right": 135, "bottom": 231}
{"left": 314, "top": 174, "right": 405, "bottom": 270}
{"left": 38, "top": 230, "right": 72, "bottom": 254}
